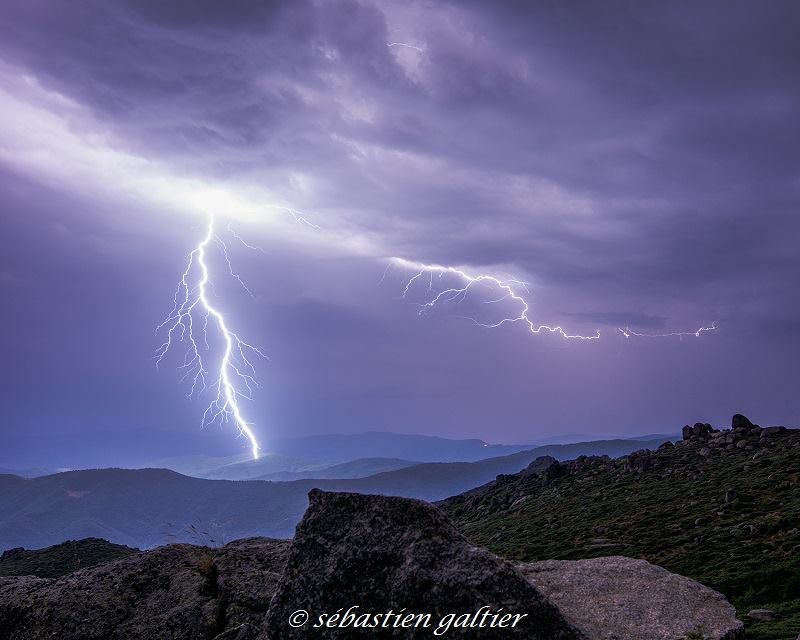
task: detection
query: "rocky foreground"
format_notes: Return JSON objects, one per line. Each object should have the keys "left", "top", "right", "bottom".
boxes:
{"left": 0, "top": 487, "right": 744, "bottom": 639}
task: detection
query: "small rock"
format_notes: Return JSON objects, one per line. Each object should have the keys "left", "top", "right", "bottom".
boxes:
{"left": 700, "top": 447, "right": 711, "bottom": 457}
{"left": 747, "top": 608, "right": 775, "bottom": 621}
{"left": 724, "top": 490, "right": 737, "bottom": 503}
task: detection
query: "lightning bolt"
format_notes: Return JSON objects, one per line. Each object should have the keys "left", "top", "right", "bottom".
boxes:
{"left": 392, "top": 257, "right": 601, "bottom": 340}
{"left": 387, "top": 42, "right": 425, "bottom": 52}
{"left": 617, "top": 322, "right": 718, "bottom": 339}
{"left": 392, "top": 257, "right": 717, "bottom": 342}
{"left": 155, "top": 216, "right": 265, "bottom": 460}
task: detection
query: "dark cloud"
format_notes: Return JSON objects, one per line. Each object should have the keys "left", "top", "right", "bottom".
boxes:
{"left": 0, "top": 1, "right": 798, "bottom": 444}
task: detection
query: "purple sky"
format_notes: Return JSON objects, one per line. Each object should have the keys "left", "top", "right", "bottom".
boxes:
{"left": 0, "top": 1, "right": 798, "bottom": 451}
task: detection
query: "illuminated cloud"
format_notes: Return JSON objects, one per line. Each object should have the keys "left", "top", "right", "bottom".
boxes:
{"left": 0, "top": 0, "right": 798, "bottom": 442}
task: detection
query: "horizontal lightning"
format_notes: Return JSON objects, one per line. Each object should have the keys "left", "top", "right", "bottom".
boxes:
{"left": 387, "top": 42, "right": 425, "bottom": 52}
{"left": 155, "top": 216, "right": 265, "bottom": 460}
{"left": 391, "top": 257, "right": 601, "bottom": 340}
{"left": 618, "top": 322, "right": 718, "bottom": 339}
{"left": 392, "top": 257, "right": 716, "bottom": 342}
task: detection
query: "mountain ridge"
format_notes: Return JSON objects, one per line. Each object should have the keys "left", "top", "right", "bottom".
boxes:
{"left": 0, "top": 435, "right": 669, "bottom": 551}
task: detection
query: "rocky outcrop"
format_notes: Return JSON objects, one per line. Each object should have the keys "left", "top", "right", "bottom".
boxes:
{"left": 0, "top": 491, "right": 749, "bottom": 640}
{"left": 679, "top": 414, "right": 790, "bottom": 454}
{"left": 502, "top": 415, "right": 797, "bottom": 487}
{"left": 0, "top": 538, "right": 290, "bottom": 640}
{"left": 517, "top": 556, "right": 743, "bottom": 640}
{"left": 264, "top": 489, "right": 579, "bottom": 638}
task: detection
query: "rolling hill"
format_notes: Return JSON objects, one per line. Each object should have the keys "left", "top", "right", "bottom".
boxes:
{"left": 0, "top": 435, "right": 668, "bottom": 551}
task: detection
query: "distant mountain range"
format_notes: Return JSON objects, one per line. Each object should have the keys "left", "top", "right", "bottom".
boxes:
{"left": 0, "top": 435, "right": 670, "bottom": 550}
{"left": 0, "top": 428, "right": 676, "bottom": 475}
{"left": 0, "top": 428, "right": 679, "bottom": 480}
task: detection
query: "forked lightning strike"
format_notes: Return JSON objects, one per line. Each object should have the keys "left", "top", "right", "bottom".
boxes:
{"left": 155, "top": 216, "right": 265, "bottom": 460}
{"left": 393, "top": 257, "right": 716, "bottom": 341}
{"left": 392, "top": 257, "right": 601, "bottom": 340}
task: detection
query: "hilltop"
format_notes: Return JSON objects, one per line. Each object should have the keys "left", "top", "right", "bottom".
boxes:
{"left": 441, "top": 415, "right": 800, "bottom": 640}
{"left": 0, "top": 538, "right": 138, "bottom": 579}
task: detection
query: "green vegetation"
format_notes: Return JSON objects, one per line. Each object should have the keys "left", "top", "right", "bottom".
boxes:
{"left": 443, "top": 431, "right": 800, "bottom": 640}
{"left": 0, "top": 538, "right": 138, "bottom": 578}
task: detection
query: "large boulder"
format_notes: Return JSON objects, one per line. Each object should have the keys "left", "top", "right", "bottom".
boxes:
{"left": 264, "top": 489, "right": 580, "bottom": 639}
{"left": 517, "top": 556, "right": 743, "bottom": 640}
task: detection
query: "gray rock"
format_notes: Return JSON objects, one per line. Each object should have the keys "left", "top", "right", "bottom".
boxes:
{"left": 215, "top": 538, "right": 292, "bottom": 632}
{"left": 761, "top": 426, "right": 786, "bottom": 437}
{"left": 517, "top": 556, "right": 744, "bottom": 640}
{"left": 731, "top": 414, "right": 754, "bottom": 429}
{"left": 265, "top": 489, "right": 579, "bottom": 639}
{"left": 746, "top": 608, "right": 775, "bottom": 621}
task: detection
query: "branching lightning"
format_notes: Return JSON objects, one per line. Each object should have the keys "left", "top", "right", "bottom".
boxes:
{"left": 392, "top": 257, "right": 601, "bottom": 340}
{"left": 155, "top": 216, "right": 266, "bottom": 460}
{"left": 392, "top": 257, "right": 717, "bottom": 342}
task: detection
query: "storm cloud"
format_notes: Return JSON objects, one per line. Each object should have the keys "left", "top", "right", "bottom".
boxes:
{"left": 0, "top": 1, "right": 798, "bottom": 447}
